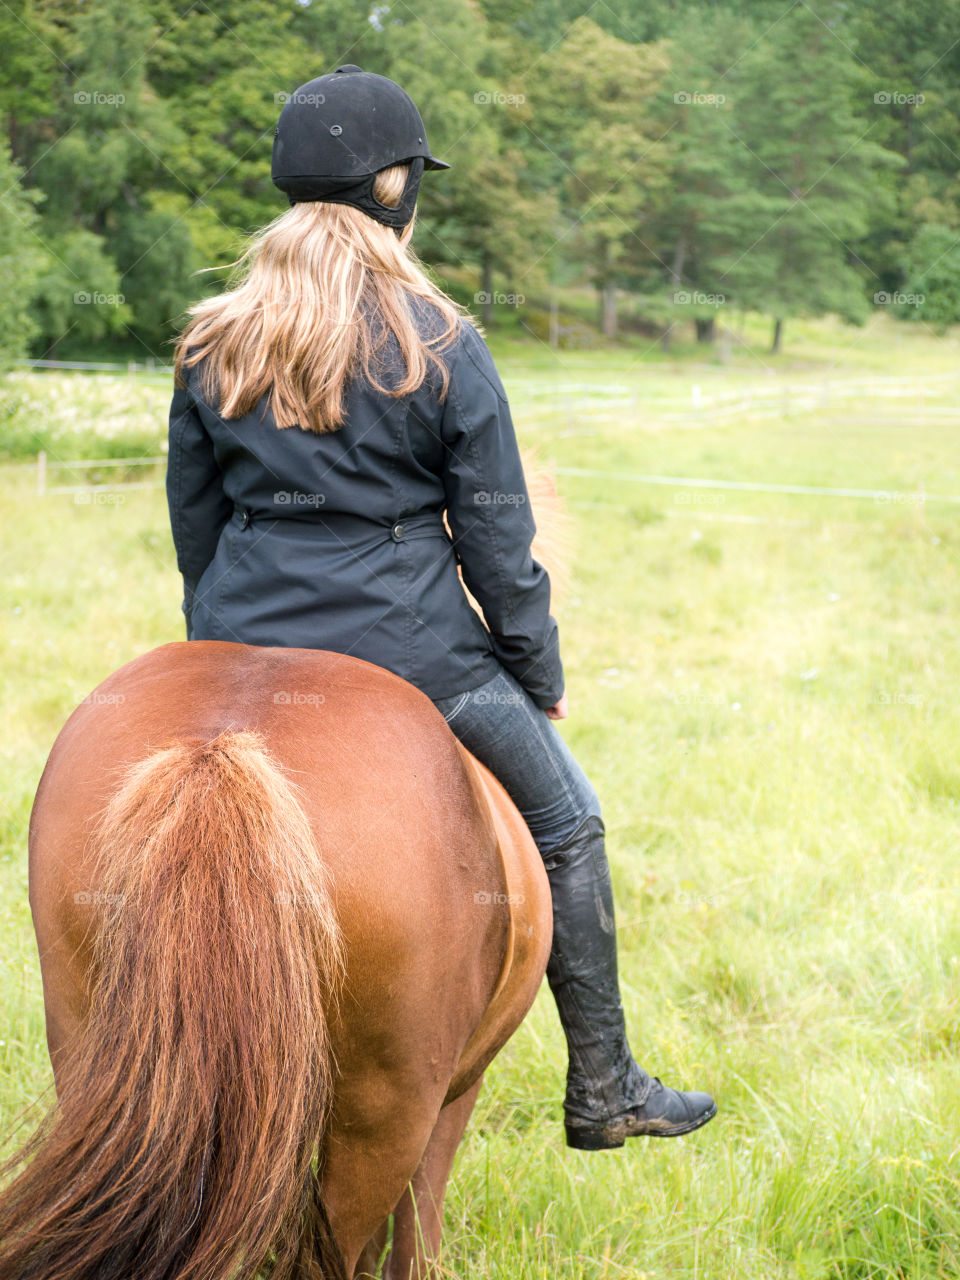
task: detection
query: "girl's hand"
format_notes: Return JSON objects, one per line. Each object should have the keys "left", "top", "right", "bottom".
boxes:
{"left": 544, "top": 694, "right": 569, "bottom": 720}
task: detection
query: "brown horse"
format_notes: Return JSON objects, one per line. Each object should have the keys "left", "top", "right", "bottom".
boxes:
{"left": 0, "top": 640, "right": 553, "bottom": 1279}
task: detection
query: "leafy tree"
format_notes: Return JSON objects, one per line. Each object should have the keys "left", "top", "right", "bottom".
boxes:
{"left": 16, "top": 0, "right": 184, "bottom": 351}
{"left": 708, "top": 3, "right": 903, "bottom": 350}
{"left": 644, "top": 9, "right": 757, "bottom": 346}
{"left": 363, "top": 0, "right": 560, "bottom": 325}
{"left": 0, "top": 0, "right": 61, "bottom": 160}
{"left": 898, "top": 222, "right": 960, "bottom": 330}
{"left": 0, "top": 140, "right": 44, "bottom": 365}
{"left": 845, "top": 0, "right": 960, "bottom": 295}
{"left": 529, "top": 16, "right": 672, "bottom": 337}
{"left": 28, "top": 228, "right": 132, "bottom": 355}
{"left": 0, "top": 0, "right": 956, "bottom": 355}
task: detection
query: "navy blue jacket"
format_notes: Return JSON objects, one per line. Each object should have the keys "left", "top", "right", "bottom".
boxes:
{"left": 165, "top": 306, "right": 564, "bottom": 708}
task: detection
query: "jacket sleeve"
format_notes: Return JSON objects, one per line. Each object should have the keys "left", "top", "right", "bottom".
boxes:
{"left": 439, "top": 323, "right": 565, "bottom": 710}
{"left": 165, "top": 380, "right": 233, "bottom": 637}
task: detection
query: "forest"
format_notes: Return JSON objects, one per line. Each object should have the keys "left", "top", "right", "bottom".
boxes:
{"left": 1, "top": 0, "right": 958, "bottom": 362}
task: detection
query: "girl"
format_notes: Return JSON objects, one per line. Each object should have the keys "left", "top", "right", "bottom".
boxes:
{"left": 166, "top": 65, "right": 715, "bottom": 1151}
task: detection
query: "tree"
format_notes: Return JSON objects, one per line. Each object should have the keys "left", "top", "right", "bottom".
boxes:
{"left": 529, "top": 17, "right": 672, "bottom": 337}
{"left": 28, "top": 229, "right": 132, "bottom": 356}
{"left": 0, "top": 0, "right": 60, "bottom": 163}
{"left": 638, "top": 10, "right": 772, "bottom": 347}
{"left": 898, "top": 222, "right": 960, "bottom": 330}
{"left": 360, "top": 0, "right": 560, "bottom": 325}
{"left": 0, "top": 140, "right": 44, "bottom": 366}
{"left": 708, "top": 3, "right": 903, "bottom": 350}
{"left": 846, "top": 0, "right": 960, "bottom": 297}
{"left": 15, "top": 0, "right": 186, "bottom": 352}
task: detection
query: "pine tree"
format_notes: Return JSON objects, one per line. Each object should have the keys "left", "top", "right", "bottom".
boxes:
{"left": 0, "top": 139, "right": 44, "bottom": 365}
{"left": 530, "top": 16, "right": 672, "bottom": 338}
{"left": 709, "top": 3, "right": 903, "bottom": 351}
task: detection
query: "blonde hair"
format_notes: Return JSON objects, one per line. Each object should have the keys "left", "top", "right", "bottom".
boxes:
{"left": 173, "top": 164, "right": 468, "bottom": 433}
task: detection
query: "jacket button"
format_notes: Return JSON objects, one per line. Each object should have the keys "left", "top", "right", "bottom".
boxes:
{"left": 239, "top": 508, "right": 250, "bottom": 529}
{"left": 391, "top": 522, "right": 406, "bottom": 541}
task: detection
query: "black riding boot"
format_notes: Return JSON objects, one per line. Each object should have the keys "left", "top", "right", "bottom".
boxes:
{"left": 541, "top": 814, "right": 717, "bottom": 1150}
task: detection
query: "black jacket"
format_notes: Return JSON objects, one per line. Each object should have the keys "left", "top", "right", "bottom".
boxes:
{"left": 165, "top": 306, "right": 564, "bottom": 708}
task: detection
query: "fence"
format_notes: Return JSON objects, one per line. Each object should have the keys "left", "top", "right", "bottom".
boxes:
{"left": 29, "top": 451, "right": 958, "bottom": 510}
{"left": 15, "top": 357, "right": 172, "bottom": 375}
{"left": 14, "top": 362, "right": 960, "bottom": 505}
{"left": 515, "top": 370, "right": 960, "bottom": 427}
{"left": 34, "top": 451, "right": 166, "bottom": 497}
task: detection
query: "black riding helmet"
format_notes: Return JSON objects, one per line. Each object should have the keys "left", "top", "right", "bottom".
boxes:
{"left": 271, "top": 65, "right": 449, "bottom": 229}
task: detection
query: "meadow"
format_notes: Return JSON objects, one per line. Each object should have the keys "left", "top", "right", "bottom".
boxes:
{"left": 1, "top": 312, "right": 960, "bottom": 1278}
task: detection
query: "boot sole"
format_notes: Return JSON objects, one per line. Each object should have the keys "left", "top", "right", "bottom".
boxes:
{"left": 565, "top": 1101, "right": 718, "bottom": 1150}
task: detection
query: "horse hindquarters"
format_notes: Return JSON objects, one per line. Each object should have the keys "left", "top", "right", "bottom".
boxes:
{"left": 14, "top": 640, "right": 554, "bottom": 1280}
{"left": 3, "top": 728, "right": 345, "bottom": 1280}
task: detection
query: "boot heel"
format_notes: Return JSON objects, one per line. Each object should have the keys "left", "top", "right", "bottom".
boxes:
{"left": 564, "top": 1122, "right": 624, "bottom": 1151}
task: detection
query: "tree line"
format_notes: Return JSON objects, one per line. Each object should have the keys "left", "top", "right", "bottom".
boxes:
{"left": 1, "top": 0, "right": 958, "bottom": 364}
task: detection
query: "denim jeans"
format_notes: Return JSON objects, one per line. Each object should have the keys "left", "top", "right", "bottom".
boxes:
{"left": 430, "top": 667, "right": 603, "bottom": 856}
{"left": 432, "top": 666, "right": 648, "bottom": 1124}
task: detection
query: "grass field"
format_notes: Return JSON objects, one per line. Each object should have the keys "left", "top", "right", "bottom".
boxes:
{"left": 2, "top": 312, "right": 960, "bottom": 1278}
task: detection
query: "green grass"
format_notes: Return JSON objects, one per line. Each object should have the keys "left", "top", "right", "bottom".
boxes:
{"left": 2, "top": 314, "right": 960, "bottom": 1278}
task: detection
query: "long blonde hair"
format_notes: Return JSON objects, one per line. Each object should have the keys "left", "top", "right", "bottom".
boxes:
{"left": 173, "top": 164, "right": 468, "bottom": 433}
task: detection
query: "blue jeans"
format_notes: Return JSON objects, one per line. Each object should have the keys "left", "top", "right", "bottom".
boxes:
{"left": 430, "top": 668, "right": 603, "bottom": 856}
{"left": 431, "top": 665, "right": 647, "bottom": 1125}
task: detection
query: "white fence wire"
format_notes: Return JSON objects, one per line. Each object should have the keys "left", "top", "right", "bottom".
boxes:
{"left": 11, "top": 361, "right": 960, "bottom": 503}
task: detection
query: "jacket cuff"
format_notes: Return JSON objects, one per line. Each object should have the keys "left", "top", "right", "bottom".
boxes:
{"left": 182, "top": 582, "right": 196, "bottom": 638}
{"left": 494, "top": 621, "right": 565, "bottom": 710}
{"left": 529, "top": 682, "right": 565, "bottom": 711}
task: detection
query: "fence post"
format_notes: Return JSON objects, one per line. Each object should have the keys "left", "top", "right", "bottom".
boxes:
{"left": 37, "top": 450, "right": 46, "bottom": 496}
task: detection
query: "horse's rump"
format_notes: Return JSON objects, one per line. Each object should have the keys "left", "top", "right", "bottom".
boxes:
{"left": 15, "top": 640, "right": 551, "bottom": 1275}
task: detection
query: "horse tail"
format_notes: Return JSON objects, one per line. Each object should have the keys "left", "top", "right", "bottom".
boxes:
{"left": 0, "top": 729, "right": 345, "bottom": 1280}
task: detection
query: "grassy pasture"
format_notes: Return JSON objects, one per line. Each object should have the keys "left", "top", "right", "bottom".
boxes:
{"left": 2, "top": 313, "right": 960, "bottom": 1277}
